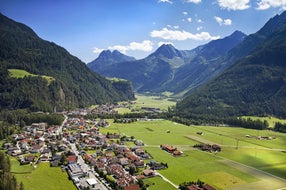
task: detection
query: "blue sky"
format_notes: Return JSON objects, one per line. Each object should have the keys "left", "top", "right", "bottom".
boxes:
{"left": 1, "top": 0, "right": 285, "bottom": 63}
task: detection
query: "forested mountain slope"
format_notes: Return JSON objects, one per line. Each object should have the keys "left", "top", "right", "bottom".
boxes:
{"left": 0, "top": 13, "right": 134, "bottom": 112}
{"left": 176, "top": 11, "right": 286, "bottom": 119}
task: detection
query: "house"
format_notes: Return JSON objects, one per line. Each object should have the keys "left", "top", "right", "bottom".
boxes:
{"left": 173, "top": 150, "right": 182, "bottom": 156}
{"left": 67, "top": 155, "right": 77, "bottom": 164}
{"left": 134, "top": 160, "right": 145, "bottom": 168}
{"left": 142, "top": 169, "right": 155, "bottom": 177}
{"left": 86, "top": 178, "right": 98, "bottom": 189}
{"left": 119, "top": 158, "right": 129, "bottom": 166}
{"left": 30, "top": 144, "right": 44, "bottom": 153}
{"left": 204, "top": 184, "right": 216, "bottom": 190}
{"left": 211, "top": 144, "right": 221, "bottom": 152}
{"left": 67, "top": 163, "right": 84, "bottom": 178}
{"left": 124, "top": 184, "right": 140, "bottom": 190}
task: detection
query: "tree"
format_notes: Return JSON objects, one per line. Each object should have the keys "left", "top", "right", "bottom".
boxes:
{"left": 19, "top": 182, "right": 24, "bottom": 190}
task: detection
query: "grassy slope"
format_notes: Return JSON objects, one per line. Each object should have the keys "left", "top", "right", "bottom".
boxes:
{"left": 101, "top": 120, "right": 286, "bottom": 189}
{"left": 8, "top": 69, "right": 55, "bottom": 85}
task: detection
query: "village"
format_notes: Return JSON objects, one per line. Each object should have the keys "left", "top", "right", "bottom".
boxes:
{"left": 2, "top": 111, "right": 173, "bottom": 190}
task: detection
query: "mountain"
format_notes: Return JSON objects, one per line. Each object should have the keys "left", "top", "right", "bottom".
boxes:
{"left": 87, "top": 50, "right": 135, "bottom": 72}
{"left": 88, "top": 44, "right": 195, "bottom": 92}
{"left": 88, "top": 32, "right": 245, "bottom": 94}
{"left": 161, "top": 30, "right": 246, "bottom": 94}
{"left": 0, "top": 13, "right": 135, "bottom": 112}
{"left": 176, "top": 11, "right": 286, "bottom": 118}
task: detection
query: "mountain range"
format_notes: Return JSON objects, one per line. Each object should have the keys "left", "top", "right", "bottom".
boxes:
{"left": 88, "top": 30, "right": 246, "bottom": 95}
{"left": 0, "top": 13, "right": 135, "bottom": 112}
{"left": 88, "top": 11, "right": 286, "bottom": 118}
{"left": 1, "top": 10, "right": 286, "bottom": 118}
{"left": 176, "top": 11, "right": 286, "bottom": 118}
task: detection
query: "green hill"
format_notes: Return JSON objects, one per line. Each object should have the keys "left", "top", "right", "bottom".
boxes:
{"left": 0, "top": 13, "right": 134, "bottom": 112}
{"left": 176, "top": 11, "right": 286, "bottom": 119}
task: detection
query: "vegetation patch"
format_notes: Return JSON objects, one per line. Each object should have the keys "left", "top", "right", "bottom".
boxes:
{"left": 143, "top": 176, "right": 176, "bottom": 190}
{"left": 8, "top": 69, "right": 55, "bottom": 85}
{"left": 14, "top": 162, "right": 76, "bottom": 190}
{"left": 145, "top": 127, "right": 154, "bottom": 132}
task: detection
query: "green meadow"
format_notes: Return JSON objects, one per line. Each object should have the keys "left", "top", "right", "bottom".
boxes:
{"left": 130, "top": 94, "right": 176, "bottom": 111}
{"left": 8, "top": 69, "right": 55, "bottom": 85}
{"left": 12, "top": 162, "right": 76, "bottom": 190}
{"left": 101, "top": 119, "right": 286, "bottom": 190}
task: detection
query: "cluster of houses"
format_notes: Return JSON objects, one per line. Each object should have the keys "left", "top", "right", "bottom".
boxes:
{"left": 64, "top": 116, "right": 177, "bottom": 189}
{"left": 193, "top": 144, "right": 221, "bottom": 152}
{"left": 160, "top": 144, "right": 183, "bottom": 156}
{"left": 245, "top": 134, "right": 275, "bottom": 140}
{"left": 4, "top": 122, "right": 62, "bottom": 165}
{"left": 3, "top": 114, "right": 172, "bottom": 190}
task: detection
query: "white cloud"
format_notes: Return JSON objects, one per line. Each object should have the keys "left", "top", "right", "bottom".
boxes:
{"left": 186, "top": 0, "right": 201, "bottom": 4}
{"left": 174, "top": 25, "right": 180, "bottom": 29}
{"left": 197, "top": 26, "right": 203, "bottom": 31}
{"left": 197, "top": 19, "right": 203, "bottom": 23}
{"left": 158, "top": 41, "right": 174, "bottom": 47}
{"left": 105, "top": 40, "right": 153, "bottom": 54}
{"left": 256, "top": 0, "right": 286, "bottom": 10}
{"left": 158, "top": 0, "right": 173, "bottom": 4}
{"left": 224, "top": 19, "right": 232, "bottom": 25}
{"left": 217, "top": 0, "right": 250, "bottom": 10}
{"left": 187, "top": 17, "right": 192, "bottom": 22}
{"left": 150, "top": 28, "right": 220, "bottom": 41}
{"left": 214, "top": 16, "right": 232, "bottom": 25}
{"left": 183, "top": 11, "right": 188, "bottom": 15}
{"left": 93, "top": 47, "right": 105, "bottom": 54}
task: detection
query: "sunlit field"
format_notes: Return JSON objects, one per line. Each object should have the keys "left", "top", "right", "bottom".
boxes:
{"left": 100, "top": 119, "right": 286, "bottom": 189}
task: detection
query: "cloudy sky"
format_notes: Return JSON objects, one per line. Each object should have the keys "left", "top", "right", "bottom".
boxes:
{"left": 1, "top": 0, "right": 285, "bottom": 63}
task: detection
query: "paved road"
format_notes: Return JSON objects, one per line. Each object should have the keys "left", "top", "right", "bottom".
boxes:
{"left": 70, "top": 143, "right": 109, "bottom": 190}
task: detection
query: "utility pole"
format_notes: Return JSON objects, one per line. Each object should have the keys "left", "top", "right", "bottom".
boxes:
{"left": 236, "top": 138, "right": 240, "bottom": 149}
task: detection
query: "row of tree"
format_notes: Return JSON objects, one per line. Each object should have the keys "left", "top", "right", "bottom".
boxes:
{"left": 0, "top": 152, "right": 24, "bottom": 190}
{"left": 274, "top": 122, "right": 286, "bottom": 133}
{"left": 0, "top": 109, "right": 64, "bottom": 126}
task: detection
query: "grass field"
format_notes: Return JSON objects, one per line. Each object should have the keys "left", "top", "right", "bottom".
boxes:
{"left": 143, "top": 176, "right": 175, "bottom": 190}
{"left": 13, "top": 162, "right": 76, "bottom": 190}
{"left": 9, "top": 69, "right": 36, "bottom": 78}
{"left": 101, "top": 119, "right": 286, "bottom": 190}
{"left": 132, "top": 94, "right": 176, "bottom": 111}
{"left": 8, "top": 69, "right": 55, "bottom": 85}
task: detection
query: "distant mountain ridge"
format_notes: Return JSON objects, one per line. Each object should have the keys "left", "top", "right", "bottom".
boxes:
{"left": 88, "top": 31, "right": 246, "bottom": 94}
{"left": 176, "top": 11, "right": 286, "bottom": 118}
{"left": 88, "top": 50, "right": 135, "bottom": 71}
{"left": 0, "top": 13, "right": 135, "bottom": 112}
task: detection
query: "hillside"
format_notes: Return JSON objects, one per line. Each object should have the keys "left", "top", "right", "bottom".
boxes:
{"left": 0, "top": 13, "right": 135, "bottom": 112}
{"left": 176, "top": 11, "right": 286, "bottom": 119}
{"left": 162, "top": 31, "right": 246, "bottom": 94}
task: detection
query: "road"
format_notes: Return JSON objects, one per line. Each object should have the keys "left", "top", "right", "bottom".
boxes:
{"left": 155, "top": 171, "right": 178, "bottom": 189}
{"left": 70, "top": 142, "right": 109, "bottom": 190}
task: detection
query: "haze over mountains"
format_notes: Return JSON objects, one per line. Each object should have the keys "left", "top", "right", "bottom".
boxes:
{"left": 88, "top": 30, "right": 246, "bottom": 95}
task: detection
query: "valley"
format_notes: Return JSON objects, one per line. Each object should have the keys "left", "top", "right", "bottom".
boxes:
{"left": 1, "top": 4, "right": 286, "bottom": 190}
{"left": 2, "top": 95, "right": 285, "bottom": 190}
